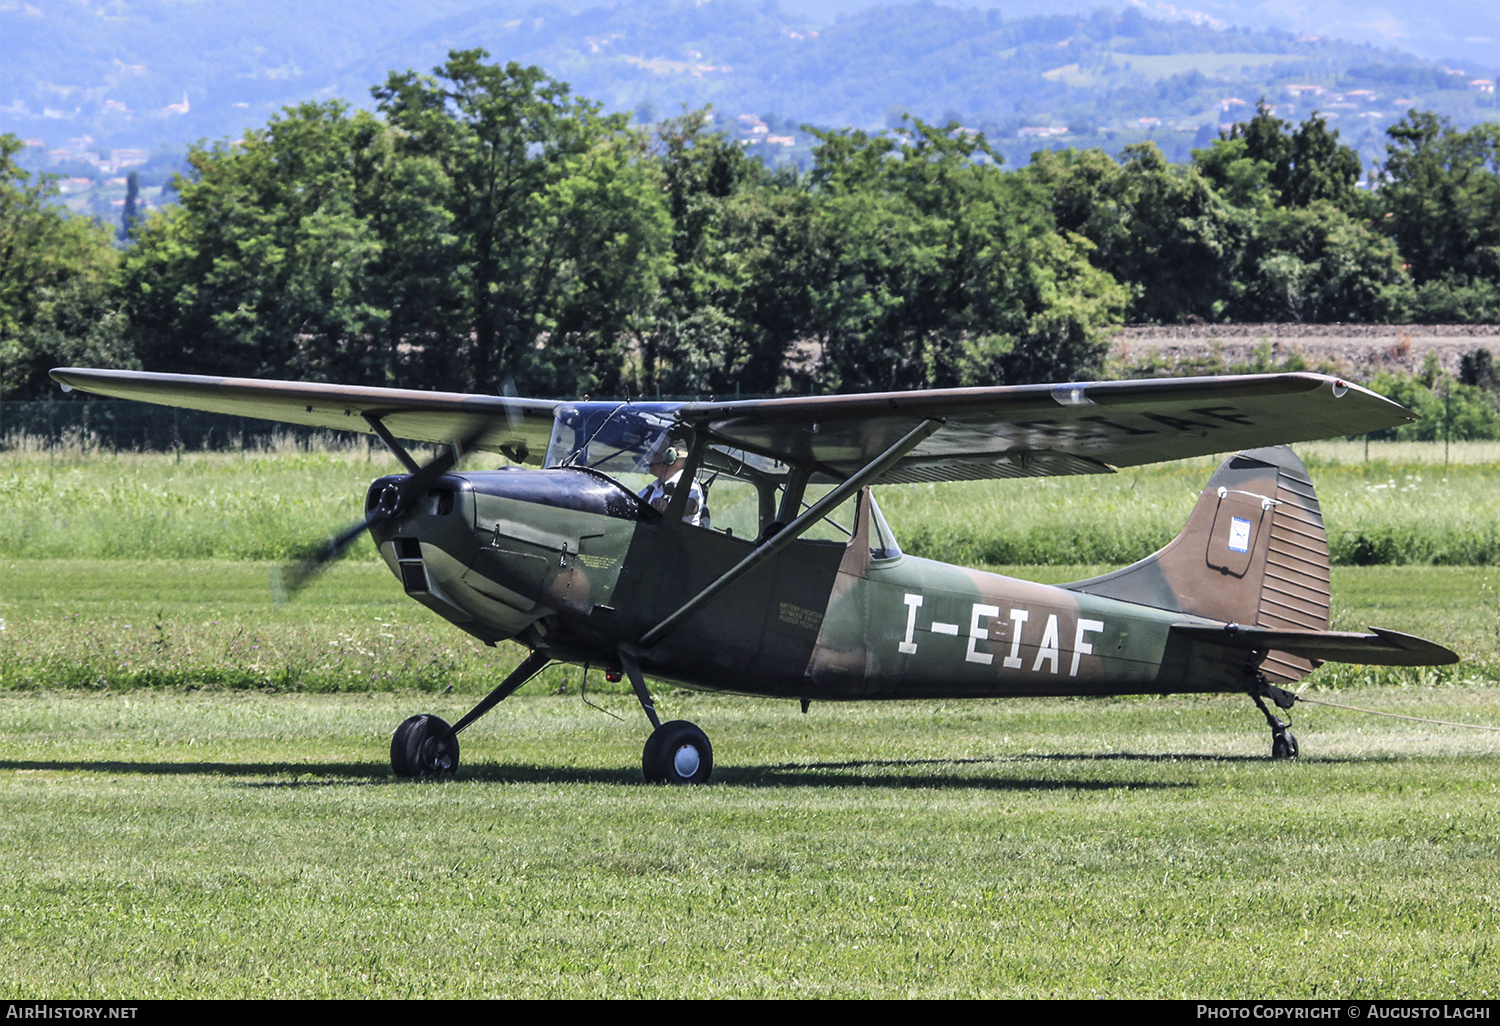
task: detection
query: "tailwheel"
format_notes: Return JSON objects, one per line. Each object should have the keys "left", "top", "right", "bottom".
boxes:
{"left": 642, "top": 720, "right": 713, "bottom": 785}
{"left": 391, "top": 713, "right": 460, "bottom": 778}
{"left": 1251, "top": 683, "right": 1299, "bottom": 762}
{"left": 1271, "top": 729, "right": 1299, "bottom": 761}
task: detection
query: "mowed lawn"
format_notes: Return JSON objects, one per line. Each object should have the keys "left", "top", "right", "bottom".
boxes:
{"left": 0, "top": 688, "right": 1496, "bottom": 998}
{"left": 1, "top": 443, "right": 1498, "bottom": 997}
{"left": 1, "top": 559, "right": 1497, "bottom": 998}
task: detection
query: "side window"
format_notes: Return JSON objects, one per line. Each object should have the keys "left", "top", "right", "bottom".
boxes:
{"left": 868, "top": 494, "right": 902, "bottom": 560}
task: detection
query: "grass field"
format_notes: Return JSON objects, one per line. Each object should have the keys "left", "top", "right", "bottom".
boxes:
{"left": 3, "top": 560, "right": 1498, "bottom": 692}
{"left": 1, "top": 689, "right": 1497, "bottom": 998}
{"left": 1, "top": 442, "right": 1497, "bottom": 997}
{"left": 5, "top": 439, "right": 1498, "bottom": 566}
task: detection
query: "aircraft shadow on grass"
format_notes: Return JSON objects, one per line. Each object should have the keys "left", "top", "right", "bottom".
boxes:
{"left": 0, "top": 754, "right": 1313, "bottom": 790}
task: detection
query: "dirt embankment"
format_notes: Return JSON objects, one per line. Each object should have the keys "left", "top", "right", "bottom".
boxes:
{"left": 1111, "top": 324, "right": 1500, "bottom": 379}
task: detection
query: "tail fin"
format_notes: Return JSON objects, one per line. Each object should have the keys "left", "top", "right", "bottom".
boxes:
{"left": 1064, "top": 446, "right": 1329, "bottom": 684}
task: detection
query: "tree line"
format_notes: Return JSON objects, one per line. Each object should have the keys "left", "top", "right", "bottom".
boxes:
{"left": 3, "top": 49, "right": 1499, "bottom": 403}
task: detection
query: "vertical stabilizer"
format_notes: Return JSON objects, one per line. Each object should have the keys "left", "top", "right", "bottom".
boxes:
{"left": 1063, "top": 446, "right": 1329, "bottom": 684}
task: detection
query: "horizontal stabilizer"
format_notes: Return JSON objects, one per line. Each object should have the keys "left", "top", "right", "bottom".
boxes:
{"left": 1171, "top": 623, "right": 1458, "bottom": 667}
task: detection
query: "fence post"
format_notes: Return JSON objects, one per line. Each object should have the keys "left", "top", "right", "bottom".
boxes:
{"left": 1444, "top": 387, "right": 1451, "bottom": 466}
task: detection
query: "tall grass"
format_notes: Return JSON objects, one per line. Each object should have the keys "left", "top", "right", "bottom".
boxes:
{"left": 4, "top": 560, "right": 1496, "bottom": 693}
{"left": 883, "top": 447, "right": 1500, "bottom": 568}
{"left": 1, "top": 440, "right": 1496, "bottom": 565}
{"left": 0, "top": 440, "right": 446, "bottom": 561}
{"left": 0, "top": 560, "right": 584, "bottom": 694}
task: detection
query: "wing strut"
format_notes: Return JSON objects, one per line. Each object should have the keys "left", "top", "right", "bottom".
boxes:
{"left": 639, "top": 417, "right": 944, "bottom": 647}
{"left": 363, "top": 413, "right": 420, "bottom": 473}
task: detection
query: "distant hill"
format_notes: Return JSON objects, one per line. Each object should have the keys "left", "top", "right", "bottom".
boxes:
{"left": 781, "top": 0, "right": 1500, "bottom": 69}
{"left": 6, "top": 0, "right": 1496, "bottom": 189}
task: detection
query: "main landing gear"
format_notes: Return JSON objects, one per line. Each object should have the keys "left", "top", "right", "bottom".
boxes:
{"left": 391, "top": 713, "right": 460, "bottom": 777}
{"left": 642, "top": 720, "right": 713, "bottom": 785}
{"left": 389, "top": 650, "right": 551, "bottom": 778}
{"left": 621, "top": 648, "right": 713, "bottom": 785}
{"left": 389, "top": 646, "right": 713, "bottom": 784}
{"left": 1251, "top": 681, "right": 1299, "bottom": 761}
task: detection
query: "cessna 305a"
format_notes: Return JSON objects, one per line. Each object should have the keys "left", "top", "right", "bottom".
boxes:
{"left": 50, "top": 367, "right": 1457, "bottom": 783}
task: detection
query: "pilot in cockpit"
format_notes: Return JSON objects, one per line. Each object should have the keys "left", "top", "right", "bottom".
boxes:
{"left": 638, "top": 439, "right": 711, "bottom": 528}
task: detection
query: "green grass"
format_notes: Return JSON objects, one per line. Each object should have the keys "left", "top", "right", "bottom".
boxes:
{"left": 7, "top": 440, "right": 1495, "bottom": 566}
{"left": 1018, "top": 563, "right": 1500, "bottom": 672}
{"left": 883, "top": 445, "right": 1500, "bottom": 568}
{"left": 0, "top": 559, "right": 582, "bottom": 694}
{"left": 4, "top": 561, "right": 1498, "bottom": 691}
{"left": 1, "top": 689, "right": 1497, "bottom": 998}
{"left": 3, "top": 442, "right": 1498, "bottom": 997}
{"left": 0, "top": 441, "right": 408, "bottom": 562}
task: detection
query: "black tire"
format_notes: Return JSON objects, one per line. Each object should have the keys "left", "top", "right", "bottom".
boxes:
{"left": 1271, "top": 730, "right": 1299, "bottom": 761}
{"left": 391, "top": 714, "right": 460, "bottom": 778}
{"left": 642, "top": 720, "right": 712, "bottom": 785}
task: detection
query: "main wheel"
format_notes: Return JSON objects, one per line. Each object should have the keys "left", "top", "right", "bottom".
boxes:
{"left": 642, "top": 720, "right": 713, "bottom": 785}
{"left": 1271, "top": 730, "right": 1299, "bottom": 761}
{"left": 391, "top": 714, "right": 460, "bottom": 778}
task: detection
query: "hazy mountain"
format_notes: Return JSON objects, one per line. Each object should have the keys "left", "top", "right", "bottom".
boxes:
{"left": 781, "top": 0, "right": 1500, "bottom": 68}
{"left": 6, "top": 0, "right": 1496, "bottom": 183}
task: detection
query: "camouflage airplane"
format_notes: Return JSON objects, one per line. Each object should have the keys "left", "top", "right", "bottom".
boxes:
{"left": 50, "top": 367, "right": 1457, "bottom": 783}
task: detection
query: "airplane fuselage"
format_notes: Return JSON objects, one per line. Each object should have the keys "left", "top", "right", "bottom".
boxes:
{"left": 370, "top": 467, "right": 1252, "bottom": 703}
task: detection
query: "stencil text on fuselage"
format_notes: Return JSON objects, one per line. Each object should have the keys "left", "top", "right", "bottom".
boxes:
{"left": 899, "top": 593, "right": 1104, "bottom": 677}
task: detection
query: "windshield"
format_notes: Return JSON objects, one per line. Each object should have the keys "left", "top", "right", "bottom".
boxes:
{"left": 540, "top": 401, "right": 900, "bottom": 554}
{"left": 544, "top": 402, "right": 681, "bottom": 476}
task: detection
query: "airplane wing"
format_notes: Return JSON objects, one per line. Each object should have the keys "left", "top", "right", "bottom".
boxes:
{"left": 50, "top": 368, "right": 1410, "bottom": 482}
{"left": 48, "top": 368, "right": 560, "bottom": 466}
{"left": 680, "top": 373, "right": 1412, "bottom": 483}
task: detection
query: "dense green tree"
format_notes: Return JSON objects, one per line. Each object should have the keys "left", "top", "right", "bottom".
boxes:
{"left": 802, "top": 121, "right": 1125, "bottom": 390}
{"left": 124, "top": 103, "right": 388, "bottom": 383}
{"left": 1379, "top": 112, "right": 1500, "bottom": 292}
{"left": 1367, "top": 368, "right": 1500, "bottom": 441}
{"left": 374, "top": 50, "right": 671, "bottom": 396}
{"left": 119, "top": 171, "right": 140, "bottom": 242}
{"left": 1030, "top": 143, "right": 1242, "bottom": 323}
{"left": 637, "top": 109, "right": 786, "bottom": 396}
{"left": 1180, "top": 107, "right": 1406, "bottom": 323}
{"left": 124, "top": 53, "right": 671, "bottom": 397}
{"left": 1231, "top": 201, "right": 1406, "bottom": 322}
{"left": 1, "top": 134, "right": 133, "bottom": 400}
{"left": 1195, "top": 103, "right": 1364, "bottom": 214}
{"left": 1459, "top": 347, "right": 1498, "bottom": 391}
{"left": 1401, "top": 278, "right": 1500, "bottom": 323}
{"left": 707, "top": 179, "right": 824, "bottom": 394}
{"left": 16, "top": 74, "right": 1500, "bottom": 409}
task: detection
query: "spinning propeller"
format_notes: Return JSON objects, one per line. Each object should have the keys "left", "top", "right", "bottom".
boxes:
{"left": 271, "top": 425, "right": 487, "bottom": 602}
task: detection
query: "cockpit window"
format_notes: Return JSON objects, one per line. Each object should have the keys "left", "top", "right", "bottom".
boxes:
{"left": 539, "top": 402, "right": 899, "bottom": 554}
{"left": 544, "top": 402, "right": 794, "bottom": 536}
{"left": 869, "top": 493, "right": 902, "bottom": 560}
{"left": 544, "top": 402, "right": 679, "bottom": 476}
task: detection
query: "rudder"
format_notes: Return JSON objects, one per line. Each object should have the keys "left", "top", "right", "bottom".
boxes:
{"left": 1064, "top": 446, "right": 1329, "bottom": 684}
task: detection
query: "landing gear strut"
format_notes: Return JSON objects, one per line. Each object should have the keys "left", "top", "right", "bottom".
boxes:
{"left": 1251, "top": 681, "right": 1299, "bottom": 761}
{"left": 620, "top": 647, "right": 713, "bottom": 785}
{"left": 390, "top": 649, "right": 551, "bottom": 778}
